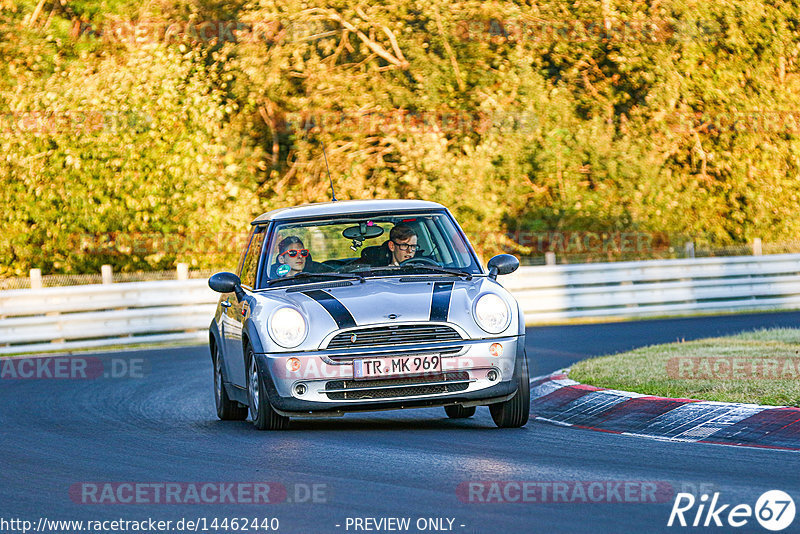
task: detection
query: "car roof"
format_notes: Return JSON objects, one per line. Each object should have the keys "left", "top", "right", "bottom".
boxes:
{"left": 251, "top": 199, "right": 447, "bottom": 224}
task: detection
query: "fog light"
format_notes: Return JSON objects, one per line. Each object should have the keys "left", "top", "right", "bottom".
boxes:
{"left": 294, "top": 383, "right": 307, "bottom": 396}
{"left": 489, "top": 343, "right": 503, "bottom": 357}
{"left": 286, "top": 357, "right": 301, "bottom": 372}
{"left": 487, "top": 370, "right": 499, "bottom": 381}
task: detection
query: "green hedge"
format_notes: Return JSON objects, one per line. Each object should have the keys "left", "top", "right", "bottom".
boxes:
{"left": 3, "top": 0, "right": 800, "bottom": 275}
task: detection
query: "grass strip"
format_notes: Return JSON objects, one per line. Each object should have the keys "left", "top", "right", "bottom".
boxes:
{"left": 569, "top": 328, "right": 800, "bottom": 406}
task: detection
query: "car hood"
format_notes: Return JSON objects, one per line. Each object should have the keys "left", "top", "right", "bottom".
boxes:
{"left": 248, "top": 276, "right": 520, "bottom": 351}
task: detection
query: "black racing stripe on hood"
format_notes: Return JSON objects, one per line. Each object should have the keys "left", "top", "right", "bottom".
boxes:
{"left": 429, "top": 282, "right": 454, "bottom": 322}
{"left": 302, "top": 289, "right": 357, "bottom": 328}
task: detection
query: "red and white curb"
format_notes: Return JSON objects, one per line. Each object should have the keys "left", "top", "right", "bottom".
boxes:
{"left": 529, "top": 371, "right": 800, "bottom": 451}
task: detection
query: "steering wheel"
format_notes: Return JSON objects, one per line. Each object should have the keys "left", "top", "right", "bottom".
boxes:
{"left": 400, "top": 257, "right": 441, "bottom": 267}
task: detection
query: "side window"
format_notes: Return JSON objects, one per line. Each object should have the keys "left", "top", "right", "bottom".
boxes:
{"left": 427, "top": 218, "right": 455, "bottom": 265}
{"left": 412, "top": 222, "right": 435, "bottom": 259}
{"left": 240, "top": 227, "right": 266, "bottom": 289}
{"left": 236, "top": 228, "right": 254, "bottom": 278}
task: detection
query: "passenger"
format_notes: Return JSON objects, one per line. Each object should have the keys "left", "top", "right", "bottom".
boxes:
{"left": 387, "top": 225, "right": 419, "bottom": 266}
{"left": 275, "top": 236, "right": 309, "bottom": 277}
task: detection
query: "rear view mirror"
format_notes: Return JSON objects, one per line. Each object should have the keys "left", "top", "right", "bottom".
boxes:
{"left": 342, "top": 223, "right": 384, "bottom": 240}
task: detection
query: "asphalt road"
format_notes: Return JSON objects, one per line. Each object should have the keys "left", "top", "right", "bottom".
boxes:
{"left": 2, "top": 312, "right": 800, "bottom": 534}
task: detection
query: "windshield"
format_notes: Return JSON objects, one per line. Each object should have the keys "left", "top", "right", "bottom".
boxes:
{"left": 258, "top": 210, "right": 481, "bottom": 287}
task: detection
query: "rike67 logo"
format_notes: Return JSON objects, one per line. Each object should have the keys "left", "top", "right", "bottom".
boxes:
{"left": 668, "top": 490, "right": 795, "bottom": 531}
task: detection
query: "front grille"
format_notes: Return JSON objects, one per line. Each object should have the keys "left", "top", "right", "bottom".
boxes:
{"left": 326, "top": 324, "right": 462, "bottom": 349}
{"left": 324, "top": 371, "right": 470, "bottom": 400}
{"left": 326, "top": 346, "right": 463, "bottom": 362}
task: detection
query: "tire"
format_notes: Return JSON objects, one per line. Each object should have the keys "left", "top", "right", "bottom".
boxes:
{"left": 489, "top": 354, "right": 530, "bottom": 428}
{"left": 247, "top": 347, "right": 290, "bottom": 431}
{"left": 213, "top": 344, "right": 248, "bottom": 421}
{"left": 444, "top": 405, "right": 476, "bottom": 419}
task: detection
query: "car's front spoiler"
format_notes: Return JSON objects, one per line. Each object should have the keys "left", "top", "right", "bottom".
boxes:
{"left": 269, "top": 381, "right": 519, "bottom": 418}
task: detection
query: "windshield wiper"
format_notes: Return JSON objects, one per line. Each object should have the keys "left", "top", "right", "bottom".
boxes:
{"left": 399, "top": 265, "right": 473, "bottom": 280}
{"left": 267, "top": 271, "right": 365, "bottom": 286}
{"left": 346, "top": 265, "right": 472, "bottom": 280}
{"left": 349, "top": 265, "right": 473, "bottom": 280}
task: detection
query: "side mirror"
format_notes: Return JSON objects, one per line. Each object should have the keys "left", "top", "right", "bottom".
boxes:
{"left": 209, "top": 272, "right": 245, "bottom": 301}
{"left": 487, "top": 254, "right": 519, "bottom": 280}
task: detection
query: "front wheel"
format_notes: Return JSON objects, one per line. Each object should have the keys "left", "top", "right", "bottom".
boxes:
{"left": 247, "top": 349, "right": 290, "bottom": 431}
{"left": 214, "top": 344, "right": 248, "bottom": 421}
{"left": 489, "top": 355, "right": 530, "bottom": 428}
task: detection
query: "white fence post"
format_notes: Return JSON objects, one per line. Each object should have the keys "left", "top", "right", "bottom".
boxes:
{"left": 30, "top": 268, "right": 42, "bottom": 289}
{"left": 545, "top": 252, "right": 556, "bottom": 265}
{"left": 176, "top": 263, "right": 189, "bottom": 280}
{"left": 753, "top": 238, "right": 763, "bottom": 256}
{"left": 685, "top": 242, "right": 695, "bottom": 258}
{"left": 101, "top": 265, "right": 113, "bottom": 285}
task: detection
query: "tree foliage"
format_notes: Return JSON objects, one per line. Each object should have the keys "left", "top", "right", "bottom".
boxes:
{"left": 2, "top": 0, "right": 800, "bottom": 275}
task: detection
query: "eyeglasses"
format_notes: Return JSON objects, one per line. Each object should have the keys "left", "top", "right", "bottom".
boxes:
{"left": 280, "top": 249, "right": 309, "bottom": 258}
{"left": 392, "top": 241, "right": 421, "bottom": 252}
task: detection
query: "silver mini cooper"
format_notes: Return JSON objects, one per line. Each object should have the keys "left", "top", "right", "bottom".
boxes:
{"left": 208, "top": 199, "right": 529, "bottom": 430}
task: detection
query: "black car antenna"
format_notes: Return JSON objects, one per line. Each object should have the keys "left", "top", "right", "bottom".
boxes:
{"left": 322, "top": 145, "right": 337, "bottom": 201}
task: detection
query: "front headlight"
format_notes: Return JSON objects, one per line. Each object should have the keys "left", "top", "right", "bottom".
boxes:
{"left": 268, "top": 307, "right": 307, "bottom": 348}
{"left": 474, "top": 293, "right": 511, "bottom": 334}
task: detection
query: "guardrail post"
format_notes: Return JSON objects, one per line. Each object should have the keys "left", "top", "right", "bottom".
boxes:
{"left": 50, "top": 313, "right": 66, "bottom": 344}
{"left": 176, "top": 263, "right": 189, "bottom": 280}
{"left": 753, "top": 238, "right": 762, "bottom": 256}
{"left": 30, "top": 268, "right": 42, "bottom": 289}
{"left": 101, "top": 264, "right": 113, "bottom": 285}
{"left": 176, "top": 262, "right": 196, "bottom": 335}
{"left": 545, "top": 252, "right": 556, "bottom": 265}
{"left": 32, "top": 267, "right": 66, "bottom": 344}
{"left": 685, "top": 242, "right": 695, "bottom": 258}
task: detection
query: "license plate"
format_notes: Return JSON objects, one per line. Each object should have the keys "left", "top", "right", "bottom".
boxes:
{"left": 353, "top": 353, "right": 442, "bottom": 380}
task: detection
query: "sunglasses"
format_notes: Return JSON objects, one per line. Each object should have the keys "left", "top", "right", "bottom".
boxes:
{"left": 280, "top": 249, "right": 309, "bottom": 258}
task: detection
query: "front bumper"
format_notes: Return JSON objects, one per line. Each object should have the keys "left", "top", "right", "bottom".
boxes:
{"left": 254, "top": 335, "right": 524, "bottom": 416}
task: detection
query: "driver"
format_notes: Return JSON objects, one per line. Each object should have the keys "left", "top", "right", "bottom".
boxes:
{"left": 387, "top": 225, "right": 419, "bottom": 266}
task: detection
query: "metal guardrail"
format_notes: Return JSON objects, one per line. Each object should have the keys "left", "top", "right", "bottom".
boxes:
{"left": 2, "top": 253, "right": 800, "bottom": 355}
{"left": 0, "top": 280, "right": 217, "bottom": 355}
{"left": 503, "top": 253, "right": 800, "bottom": 322}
